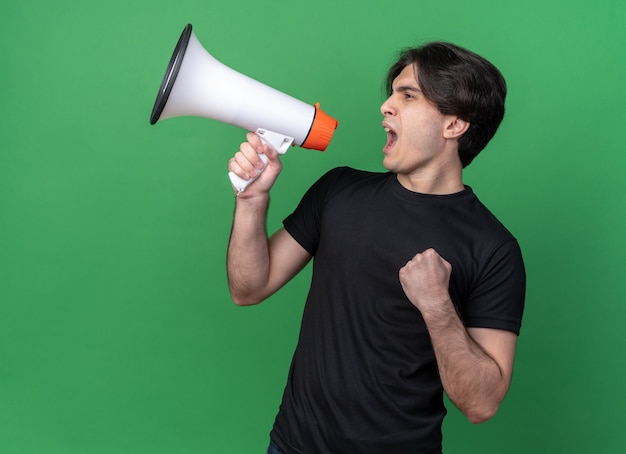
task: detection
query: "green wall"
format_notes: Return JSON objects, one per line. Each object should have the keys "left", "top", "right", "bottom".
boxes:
{"left": 2, "top": 0, "right": 625, "bottom": 452}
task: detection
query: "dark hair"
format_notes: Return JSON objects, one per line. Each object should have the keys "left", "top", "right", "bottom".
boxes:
{"left": 385, "top": 42, "right": 507, "bottom": 167}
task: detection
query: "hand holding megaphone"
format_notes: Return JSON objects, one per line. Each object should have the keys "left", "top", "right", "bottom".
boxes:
{"left": 150, "top": 24, "right": 338, "bottom": 192}
{"left": 228, "top": 128, "right": 289, "bottom": 193}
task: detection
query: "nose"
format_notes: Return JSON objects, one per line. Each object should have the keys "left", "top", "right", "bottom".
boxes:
{"left": 380, "top": 95, "right": 395, "bottom": 116}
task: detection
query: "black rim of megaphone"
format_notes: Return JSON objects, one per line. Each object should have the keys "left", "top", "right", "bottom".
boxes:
{"left": 149, "top": 24, "right": 193, "bottom": 125}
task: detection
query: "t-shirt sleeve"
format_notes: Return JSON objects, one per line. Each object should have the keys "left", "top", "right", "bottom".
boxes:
{"left": 283, "top": 167, "right": 349, "bottom": 255}
{"left": 461, "top": 238, "right": 526, "bottom": 335}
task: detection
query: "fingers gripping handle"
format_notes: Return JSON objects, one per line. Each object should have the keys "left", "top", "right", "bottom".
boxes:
{"left": 228, "top": 128, "right": 293, "bottom": 193}
{"left": 228, "top": 153, "right": 268, "bottom": 193}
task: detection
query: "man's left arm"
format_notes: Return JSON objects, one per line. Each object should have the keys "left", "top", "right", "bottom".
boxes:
{"left": 399, "top": 248, "right": 518, "bottom": 424}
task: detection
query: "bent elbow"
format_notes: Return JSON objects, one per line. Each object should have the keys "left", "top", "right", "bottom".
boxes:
{"left": 467, "top": 411, "right": 494, "bottom": 425}
{"left": 465, "top": 404, "right": 499, "bottom": 424}
{"left": 229, "top": 287, "right": 264, "bottom": 306}
{"left": 230, "top": 294, "right": 262, "bottom": 307}
{"left": 231, "top": 297, "right": 248, "bottom": 307}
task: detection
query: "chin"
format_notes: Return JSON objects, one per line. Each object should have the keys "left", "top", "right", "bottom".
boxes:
{"left": 382, "top": 157, "right": 396, "bottom": 172}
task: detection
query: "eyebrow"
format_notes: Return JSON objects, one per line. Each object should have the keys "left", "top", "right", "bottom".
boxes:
{"left": 394, "top": 85, "right": 422, "bottom": 94}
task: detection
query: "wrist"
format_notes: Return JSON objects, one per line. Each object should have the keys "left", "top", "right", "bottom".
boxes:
{"left": 419, "top": 296, "right": 458, "bottom": 327}
{"left": 234, "top": 190, "right": 270, "bottom": 208}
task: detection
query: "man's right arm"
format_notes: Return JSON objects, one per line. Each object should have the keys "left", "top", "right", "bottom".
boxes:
{"left": 227, "top": 199, "right": 311, "bottom": 306}
{"left": 226, "top": 132, "right": 312, "bottom": 306}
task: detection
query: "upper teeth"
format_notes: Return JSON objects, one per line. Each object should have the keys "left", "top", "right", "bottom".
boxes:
{"left": 384, "top": 127, "right": 390, "bottom": 132}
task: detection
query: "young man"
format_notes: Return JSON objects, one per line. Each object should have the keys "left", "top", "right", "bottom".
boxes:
{"left": 227, "top": 42, "right": 526, "bottom": 453}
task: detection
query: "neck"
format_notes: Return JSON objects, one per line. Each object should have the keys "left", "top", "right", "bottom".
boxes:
{"left": 397, "top": 173, "right": 464, "bottom": 195}
{"left": 396, "top": 158, "right": 464, "bottom": 195}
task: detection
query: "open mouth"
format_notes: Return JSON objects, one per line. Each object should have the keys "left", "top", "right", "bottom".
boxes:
{"left": 383, "top": 126, "right": 397, "bottom": 152}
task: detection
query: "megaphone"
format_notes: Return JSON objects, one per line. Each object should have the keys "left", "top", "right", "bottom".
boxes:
{"left": 150, "top": 24, "right": 339, "bottom": 192}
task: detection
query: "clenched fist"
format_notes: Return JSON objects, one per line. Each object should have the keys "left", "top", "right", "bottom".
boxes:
{"left": 399, "top": 248, "right": 452, "bottom": 313}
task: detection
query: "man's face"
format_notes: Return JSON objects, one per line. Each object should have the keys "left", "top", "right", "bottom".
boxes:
{"left": 380, "top": 64, "right": 457, "bottom": 181}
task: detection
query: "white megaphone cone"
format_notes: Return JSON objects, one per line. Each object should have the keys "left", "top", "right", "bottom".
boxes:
{"left": 150, "top": 24, "right": 339, "bottom": 192}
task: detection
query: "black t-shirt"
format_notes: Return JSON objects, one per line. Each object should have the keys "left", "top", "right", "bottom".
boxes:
{"left": 271, "top": 167, "right": 526, "bottom": 453}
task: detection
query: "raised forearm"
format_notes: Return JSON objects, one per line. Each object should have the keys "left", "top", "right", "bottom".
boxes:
{"left": 399, "top": 249, "right": 513, "bottom": 423}
{"left": 421, "top": 302, "right": 509, "bottom": 424}
{"left": 227, "top": 195, "right": 271, "bottom": 306}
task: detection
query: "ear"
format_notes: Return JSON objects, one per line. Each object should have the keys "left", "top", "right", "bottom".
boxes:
{"left": 443, "top": 117, "right": 470, "bottom": 140}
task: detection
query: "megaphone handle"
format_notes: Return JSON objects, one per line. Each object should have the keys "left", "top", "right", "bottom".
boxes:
{"left": 228, "top": 153, "right": 268, "bottom": 193}
{"left": 228, "top": 129, "right": 293, "bottom": 193}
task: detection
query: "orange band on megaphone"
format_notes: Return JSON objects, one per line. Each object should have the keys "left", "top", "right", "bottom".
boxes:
{"left": 301, "top": 103, "right": 339, "bottom": 151}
